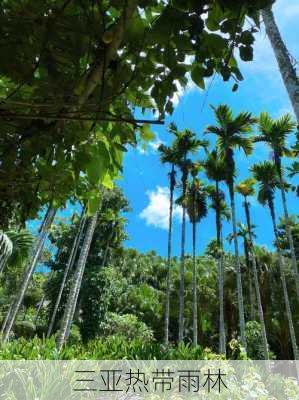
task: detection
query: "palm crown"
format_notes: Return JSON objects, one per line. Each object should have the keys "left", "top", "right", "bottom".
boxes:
{"left": 251, "top": 161, "right": 280, "bottom": 205}
{"left": 206, "top": 105, "right": 256, "bottom": 184}
{"left": 186, "top": 178, "right": 208, "bottom": 224}
{"left": 204, "top": 149, "right": 227, "bottom": 182}
{"left": 256, "top": 112, "right": 296, "bottom": 161}
{"left": 235, "top": 178, "right": 256, "bottom": 198}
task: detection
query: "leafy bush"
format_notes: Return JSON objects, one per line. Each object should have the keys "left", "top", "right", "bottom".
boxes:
{"left": 13, "top": 320, "right": 36, "bottom": 339}
{"left": 68, "top": 324, "right": 82, "bottom": 345}
{"left": 245, "top": 321, "right": 264, "bottom": 359}
{"left": 100, "top": 313, "right": 153, "bottom": 342}
{"left": 0, "top": 337, "right": 211, "bottom": 360}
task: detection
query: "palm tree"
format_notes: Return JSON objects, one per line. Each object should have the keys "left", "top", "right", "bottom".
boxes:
{"left": 158, "top": 142, "right": 178, "bottom": 345}
{"left": 0, "top": 231, "right": 13, "bottom": 273}
{"left": 206, "top": 105, "right": 256, "bottom": 349}
{"left": 205, "top": 150, "right": 228, "bottom": 355}
{"left": 255, "top": 112, "right": 299, "bottom": 297}
{"left": 186, "top": 166, "right": 208, "bottom": 346}
{"left": 2, "top": 206, "right": 56, "bottom": 341}
{"left": 228, "top": 223, "right": 256, "bottom": 321}
{"left": 170, "top": 124, "right": 208, "bottom": 342}
{"left": 252, "top": 161, "right": 298, "bottom": 360}
{"left": 46, "top": 208, "right": 87, "bottom": 338}
{"left": 236, "top": 178, "right": 270, "bottom": 359}
{"left": 56, "top": 211, "right": 98, "bottom": 351}
{"left": 261, "top": 6, "right": 299, "bottom": 122}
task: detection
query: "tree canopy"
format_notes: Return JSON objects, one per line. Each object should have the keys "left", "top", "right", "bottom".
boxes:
{"left": 0, "top": 0, "right": 272, "bottom": 227}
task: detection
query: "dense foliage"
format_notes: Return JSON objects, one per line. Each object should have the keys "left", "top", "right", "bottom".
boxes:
{"left": 0, "top": 0, "right": 272, "bottom": 226}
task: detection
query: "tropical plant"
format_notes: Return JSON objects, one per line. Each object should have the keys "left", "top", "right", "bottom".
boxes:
{"left": 1, "top": 207, "right": 56, "bottom": 342}
{"left": 236, "top": 177, "right": 270, "bottom": 359}
{"left": 252, "top": 161, "right": 298, "bottom": 360}
{"left": 255, "top": 112, "right": 299, "bottom": 296}
{"left": 186, "top": 166, "right": 208, "bottom": 346}
{"left": 46, "top": 208, "right": 87, "bottom": 338}
{"left": 171, "top": 125, "right": 208, "bottom": 342}
{"left": 56, "top": 212, "right": 99, "bottom": 350}
{"left": 206, "top": 104, "right": 257, "bottom": 350}
{"left": 158, "top": 141, "right": 178, "bottom": 345}
{"left": 0, "top": 0, "right": 272, "bottom": 228}
{"left": 205, "top": 149, "right": 229, "bottom": 355}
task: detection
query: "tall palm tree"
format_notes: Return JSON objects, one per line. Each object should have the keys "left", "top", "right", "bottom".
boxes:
{"left": 236, "top": 178, "right": 270, "bottom": 359}
{"left": 186, "top": 166, "right": 208, "bottom": 346}
{"left": 206, "top": 105, "right": 256, "bottom": 350}
{"left": 47, "top": 208, "right": 87, "bottom": 338}
{"left": 171, "top": 124, "right": 208, "bottom": 342}
{"left": 2, "top": 206, "right": 56, "bottom": 341}
{"left": 56, "top": 211, "right": 98, "bottom": 351}
{"left": 256, "top": 112, "right": 299, "bottom": 297}
{"left": 158, "top": 142, "right": 178, "bottom": 345}
{"left": 261, "top": 6, "right": 299, "bottom": 122}
{"left": 252, "top": 161, "right": 298, "bottom": 360}
{"left": 205, "top": 150, "right": 228, "bottom": 355}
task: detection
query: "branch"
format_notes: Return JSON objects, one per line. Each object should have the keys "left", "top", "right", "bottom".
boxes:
{"left": 0, "top": 112, "right": 164, "bottom": 126}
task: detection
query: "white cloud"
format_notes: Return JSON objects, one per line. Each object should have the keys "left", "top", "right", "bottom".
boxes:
{"left": 139, "top": 186, "right": 182, "bottom": 230}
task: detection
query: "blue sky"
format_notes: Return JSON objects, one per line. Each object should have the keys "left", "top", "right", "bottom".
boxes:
{"left": 119, "top": 0, "right": 299, "bottom": 256}
{"left": 29, "top": 0, "right": 299, "bottom": 258}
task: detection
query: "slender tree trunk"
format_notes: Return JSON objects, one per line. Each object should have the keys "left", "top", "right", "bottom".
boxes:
{"left": 192, "top": 218, "right": 198, "bottom": 347}
{"left": 0, "top": 232, "right": 13, "bottom": 273}
{"left": 47, "top": 209, "right": 87, "bottom": 338}
{"left": 56, "top": 212, "right": 98, "bottom": 351}
{"left": 262, "top": 6, "right": 299, "bottom": 122}
{"left": 1, "top": 207, "right": 56, "bottom": 342}
{"left": 268, "top": 199, "right": 298, "bottom": 360}
{"left": 216, "top": 181, "right": 226, "bottom": 355}
{"left": 178, "top": 167, "right": 187, "bottom": 342}
{"left": 244, "top": 199, "right": 270, "bottom": 360}
{"left": 228, "top": 183, "right": 247, "bottom": 349}
{"left": 244, "top": 239, "right": 255, "bottom": 321}
{"left": 278, "top": 175, "right": 299, "bottom": 297}
{"left": 34, "top": 295, "right": 45, "bottom": 325}
{"left": 164, "top": 165, "right": 175, "bottom": 345}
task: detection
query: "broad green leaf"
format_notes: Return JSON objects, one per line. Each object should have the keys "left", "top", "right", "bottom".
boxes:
{"left": 191, "top": 65, "right": 205, "bottom": 89}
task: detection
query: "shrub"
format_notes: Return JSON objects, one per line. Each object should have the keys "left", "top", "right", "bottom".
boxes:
{"left": 13, "top": 320, "right": 36, "bottom": 338}
{"left": 100, "top": 313, "right": 154, "bottom": 342}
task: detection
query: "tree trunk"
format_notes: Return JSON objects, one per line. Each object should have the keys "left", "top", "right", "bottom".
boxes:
{"left": 216, "top": 181, "right": 226, "bottom": 355}
{"left": 244, "top": 199, "right": 270, "bottom": 360}
{"left": 192, "top": 219, "right": 198, "bottom": 347}
{"left": 278, "top": 175, "right": 299, "bottom": 297}
{"left": 34, "top": 295, "right": 45, "bottom": 325}
{"left": 1, "top": 207, "right": 56, "bottom": 341}
{"left": 228, "top": 183, "right": 247, "bottom": 350}
{"left": 0, "top": 232, "right": 13, "bottom": 273}
{"left": 56, "top": 212, "right": 98, "bottom": 351}
{"left": 47, "top": 208, "right": 87, "bottom": 338}
{"left": 164, "top": 165, "right": 175, "bottom": 345}
{"left": 77, "top": 1, "right": 138, "bottom": 107}
{"left": 268, "top": 198, "right": 298, "bottom": 360}
{"left": 262, "top": 6, "right": 299, "bottom": 122}
{"left": 178, "top": 167, "right": 187, "bottom": 342}
{"left": 244, "top": 238, "right": 255, "bottom": 321}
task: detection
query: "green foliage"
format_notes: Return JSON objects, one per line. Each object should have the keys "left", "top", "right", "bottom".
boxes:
{"left": 0, "top": 0, "right": 273, "bottom": 227}
{"left": 245, "top": 321, "right": 265, "bottom": 359}
{"left": 100, "top": 313, "right": 154, "bottom": 342}
{"left": 0, "top": 336, "right": 217, "bottom": 360}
